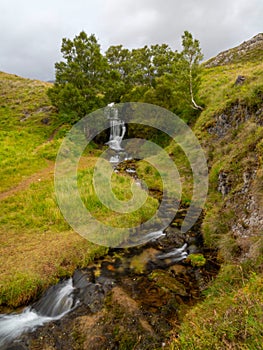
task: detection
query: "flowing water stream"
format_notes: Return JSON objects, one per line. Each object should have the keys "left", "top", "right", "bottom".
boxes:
{"left": 0, "top": 104, "right": 219, "bottom": 349}
{"left": 0, "top": 279, "right": 76, "bottom": 348}
{"left": 0, "top": 240, "right": 192, "bottom": 349}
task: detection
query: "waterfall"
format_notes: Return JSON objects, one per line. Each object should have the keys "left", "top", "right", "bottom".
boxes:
{"left": 0, "top": 278, "right": 76, "bottom": 348}
{"left": 105, "top": 103, "right": 127, "bottom": 158}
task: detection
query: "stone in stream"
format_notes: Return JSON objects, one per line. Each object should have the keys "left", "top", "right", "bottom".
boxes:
{"left": 72, "top": 269, "right": 115, "bottom": 313}
{"left": 1, "top": 202, "right": 216, "bottom": 350}
{"left": 148, "top": 269, "right": 188, "bottom": 296}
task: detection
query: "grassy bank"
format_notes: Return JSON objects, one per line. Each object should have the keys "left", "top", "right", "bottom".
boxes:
{"left": 0, "top": 73, "right": 158, "bottom": 309}
{"left": 1, "top": 42, "right": 263, "bottom": 348}
{"left": 170, "top": 52, "right": 263, "bottom": 348}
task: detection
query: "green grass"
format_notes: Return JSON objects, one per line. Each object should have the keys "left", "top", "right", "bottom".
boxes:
{"left": 195, "top": 61, "right": 263, "bottom": 139}
{"left": 172, "top": 270, "right": 263, "bottom": 350}
{"left": 136, "top": 141, "right": 194, "bottom": 205}
{"left": 1, "top": 43, "right": 263, "bottom": 349}
{"left": 169, "top": 42, "right": 263, "bottom": 349}
{"left": 78, "top": 167, "right": 158, "bottom": 226}
{"left": 0, "top": 72, "right": 59, "bottom": 192}
{"left": 0, "top": 156, "right": 105, "bottom": 307}
{"left": 0, "top": 72, "right": 159, "bottom": 308}
{"left": 0, "top": 154, "right": 158, "bottom": 308}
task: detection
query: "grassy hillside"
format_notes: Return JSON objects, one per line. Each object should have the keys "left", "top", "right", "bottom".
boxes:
{"left": 171, "top": 37, "right": 263, "bottom": 349}
{"left": 0, "top": 72, "right": 158, "bottom": 308}
{"left": 0, "top": 33, "right": 262, "bottom": 348}
{"left": 0, "top": 72, "right": 100, "bottom": 307}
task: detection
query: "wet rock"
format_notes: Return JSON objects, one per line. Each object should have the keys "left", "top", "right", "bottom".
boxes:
{"left": 187, "top": 244, "right": 200, "bottom": 254}
{"left": 168, "top": 264, "right": 188, "bottom": 276}
{"left": 73, "top": 269, "right": 115, "bottom": 313}
{"left": 149, "top": 270, "right": 188, "bottom": 296}
{"left": 73, "top": 269, "right": 95, "bottom": 287}
{"left": 130, "top": 248, "right": 159, "bottom": 273}
{"left": 162, "top": 226, "right": 186, "bottom": 248}
{"left": 235, "top": 75, "right": 245, "bottom": 85}
{"left": 32, "top": 279, "right": 75, "bottom": 317}
{"left": 157, "top": 243, "right": 188, "bottom": 262}
{"left": 2, "top": 196, "right": 218, "bottom": 350}
{"left": 79, "top": 283, "right": 105, "bottom": 312}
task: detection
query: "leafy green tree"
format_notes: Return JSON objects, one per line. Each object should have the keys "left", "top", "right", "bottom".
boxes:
{"left": 47, "top": 31, "right": 108, "bottom": 122}
{"left": 143, "top": 74, "right": 177, "bottom": 110}
{"left": 105, "top": 45, "right": 132, "bottom": 82}
{"left": 105, "top": 45, "right": 132, "bottom": 102}
{"left": 174, "top": 31, "right": 203, "bottom": 111}
{"left": 129, "top": 46, "right": 153, "bottom": 86}
{"left": 140, "top": 31, "right": 203, "bottom": 122}
{"left": 47, "top": 30, "right": 203, "bottom": 125}
{"left": 150, "top": 44, "right": 177, "bottom": 77}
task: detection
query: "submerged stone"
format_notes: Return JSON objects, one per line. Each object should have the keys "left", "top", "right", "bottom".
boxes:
{"left": 149, "top": 269, "right": 188, "bottom": 296}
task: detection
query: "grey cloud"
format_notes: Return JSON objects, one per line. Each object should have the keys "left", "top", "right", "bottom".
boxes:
{"left": 99, "top": 0, "right": 263, "bottom": 59}
{"left": 0, "top": 0, "right": 262, "bottom": 80}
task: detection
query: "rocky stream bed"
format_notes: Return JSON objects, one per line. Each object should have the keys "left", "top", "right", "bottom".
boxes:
{"left": 1, "top": 163, "right": 220, "bottom": 350}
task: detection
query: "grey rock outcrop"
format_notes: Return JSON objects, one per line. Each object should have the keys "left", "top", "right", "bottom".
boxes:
{"left": 205, "top": 33, "right": 263, "bottom": 68}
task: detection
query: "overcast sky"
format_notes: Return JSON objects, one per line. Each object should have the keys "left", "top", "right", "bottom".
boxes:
{"left": 0, "top": 0, "right": 262, "bottom": 81}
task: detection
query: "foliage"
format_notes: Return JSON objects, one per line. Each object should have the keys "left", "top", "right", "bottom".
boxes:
{"left": 47, "top": 31, "right": 204, "bottom": 124}
{"left": 0, "top": 154, "right": 158, "bottom": 307}
{"left": 2, "top": 32, "right": 263, "bottom": 350}
{"left": 132, "top": 31, "right": 204, "bottom": 122}
{"left": 47, "top": 32, "right": 107, "bottom": 120}
{"left": 173, "top": 31, "right": 204, "bottom": 115}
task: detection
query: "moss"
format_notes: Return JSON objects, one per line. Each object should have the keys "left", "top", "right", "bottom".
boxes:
{"left": 172, "top": 272, "right": 263, "bottom": 350}
{"left": 186, "top": 254, "right": 206, "bottom": 267}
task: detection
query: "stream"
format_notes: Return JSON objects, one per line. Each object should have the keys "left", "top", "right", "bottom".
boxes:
{"left": 0, "top": 202, "right": 219, "bottom": 349}
{"left": 0, "top": 104, "right": 218, "bottom": 349}
{"left": 0, "top": 279, "right": 76, "bottom": 348}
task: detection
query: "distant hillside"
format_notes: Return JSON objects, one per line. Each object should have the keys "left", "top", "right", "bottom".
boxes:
{"left": 205, "top": 33, "right": 263, "bottom": 67}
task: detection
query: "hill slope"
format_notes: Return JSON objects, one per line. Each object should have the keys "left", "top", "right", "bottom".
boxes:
{"left": 0, "top": 33, "right": 263, "bottom": 348}
{"left": 0, "top": 73, "right": 105, "bottom": 307}
{"left": 0, "top": 72, "right": 158, "bottom": 308}
{"left": 205, "top": 32, "right": 263, "bottom": 67}
{"left": 172, "top": 35, "right": 263, "bottom": 349}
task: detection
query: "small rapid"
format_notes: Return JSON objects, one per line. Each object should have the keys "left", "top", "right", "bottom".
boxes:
{"left": 0, "top": 278, "right": 76, "bottom": 349}
{"left": 0, "top": 102, "right": 213, "bottom": 349}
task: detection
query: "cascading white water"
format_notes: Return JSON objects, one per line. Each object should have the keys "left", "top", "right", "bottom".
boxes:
{"left": 0, "top": 308, "right": 52, "bottom": 348}
{"left": 0, "top": 278, "right": 75, "bottom": 348}
{"left": 157, "top": 243, "right": 188, "bottom": 262}
{"left": 105, "top": 103, "right": 127, "bottom": 155}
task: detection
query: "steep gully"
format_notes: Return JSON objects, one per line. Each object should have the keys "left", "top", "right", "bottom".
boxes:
{"left": 0, "top": 105, "right": 219, "bottom": 349}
